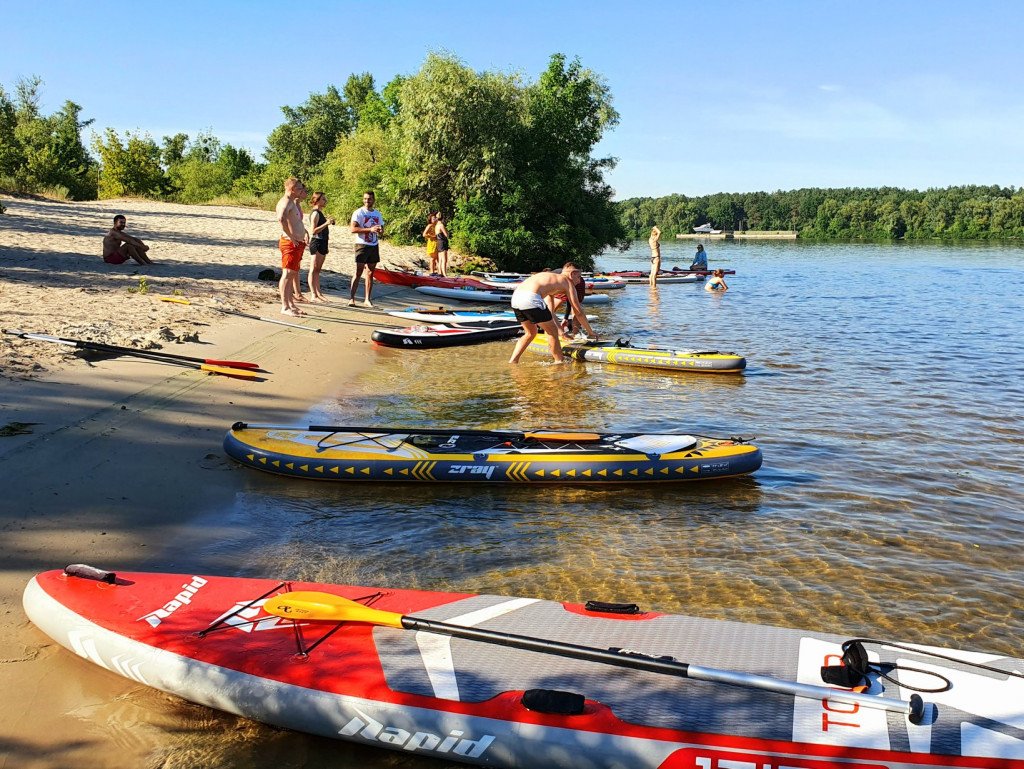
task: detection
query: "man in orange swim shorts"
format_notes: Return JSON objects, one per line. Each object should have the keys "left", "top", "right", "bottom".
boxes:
{"left": 275, "top": 178, "right": 309, "bottom": 316}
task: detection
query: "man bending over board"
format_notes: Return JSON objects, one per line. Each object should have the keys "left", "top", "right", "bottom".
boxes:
{"left": 103, "top": 215, "right": 153, "bottom": 265}
{"left": 508, "top": 263, "right": 598, "bottom": 364}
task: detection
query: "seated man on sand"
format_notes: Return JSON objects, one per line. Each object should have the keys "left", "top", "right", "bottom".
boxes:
{"left": 103, "top": 215, "right": 153, "bottom": 265}
{"left": 508, "top": 263, "right": 597, "bottom": 364}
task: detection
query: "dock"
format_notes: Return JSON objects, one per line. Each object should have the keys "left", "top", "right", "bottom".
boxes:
{"left": 676, "top": 230, "right": 797, "bottom": 240}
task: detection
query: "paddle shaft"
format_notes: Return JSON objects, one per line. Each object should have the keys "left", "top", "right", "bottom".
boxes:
{"left": 230, "top": 422, "right": 628, "bottom": 441}
{"left": 4, "top": 330, "right": 258, "bottom": 368}
{"left": 208, "top": 307, "right": 322, "bottom": 332}
{"left": 6, "top": 332, "right": 257, "bottom": 378}
{"left": 401, "top": 615, "right": 924, "bottom": 722}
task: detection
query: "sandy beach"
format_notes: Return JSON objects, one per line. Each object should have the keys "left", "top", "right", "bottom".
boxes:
{"left": 0, "top": 196, "right": 430, "bottom": 768}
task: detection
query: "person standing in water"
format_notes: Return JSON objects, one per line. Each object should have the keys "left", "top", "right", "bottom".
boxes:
{"left": 307, "top": 192, "right": 334, "bottom": 302}
{"left": 508, "top": 263, "right": 597, "bottom": 364}
{"left": 349, "top": 191, "right": 384, "bottom": 307}
{"left": 648, "top": 225, "right": 661, "bottom": 286}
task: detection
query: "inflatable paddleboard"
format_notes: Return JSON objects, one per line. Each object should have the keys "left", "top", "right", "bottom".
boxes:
{"left": 371, "top": 320, "right": 522, "bottom": 349}
{"left": 372, "top": 269, "right": 491, "bottom": 290}
{"left": 387, "top": 308, "right": 598, "bottom": 324}
{"left": 223, "top": 423, "right": 762, "bottom": 483}
{"left": 24, "top": 566, "right": 1024, "bottom": 769}
{"left": 479, "top": 276, "right": 626, "bottom": 290}
{"left": 416, "top": 286, "right": 611, "bottom": 304}
{"left": 530, "top": 337, "right": 746, "bottom": 373}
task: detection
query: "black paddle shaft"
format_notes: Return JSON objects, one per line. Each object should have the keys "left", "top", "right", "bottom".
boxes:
{"left": 400, "top": 615, "right": 925, "bottom": 723}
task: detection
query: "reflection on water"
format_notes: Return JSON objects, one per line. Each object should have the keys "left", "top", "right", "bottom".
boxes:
{"left": 161, "top": 240, "right": 1024, "bottom": 768}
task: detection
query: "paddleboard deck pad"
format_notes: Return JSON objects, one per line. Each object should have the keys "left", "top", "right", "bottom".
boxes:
{"left": 531, "top": 337, "right": 747, "bottom": 373}
{"left": 222, "top": 423, "right": 762, "bottom": 482}
{"left": 24, "top": 567, "right": 1024, "bottom": 769}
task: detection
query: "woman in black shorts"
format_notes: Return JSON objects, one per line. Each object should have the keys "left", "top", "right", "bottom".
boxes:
{"left": 435, "top": 211, "right": 451, "bottom": 277}
{"left": 307, "top": 192, "right": 333, "bottom": 301}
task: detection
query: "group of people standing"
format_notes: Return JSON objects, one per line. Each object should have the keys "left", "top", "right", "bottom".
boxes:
{"left": 275, "top": 179, "right": 384, "bottom": 316}
{"left": 421, "top": 213, "right": 451, "bottom": 276}
{"left": 648, "top": 227, "right": 727, "bottom": 292}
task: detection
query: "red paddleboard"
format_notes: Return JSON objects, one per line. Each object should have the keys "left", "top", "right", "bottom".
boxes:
{"left": 24, "top": 567, "right": 1024, "bottom": 768}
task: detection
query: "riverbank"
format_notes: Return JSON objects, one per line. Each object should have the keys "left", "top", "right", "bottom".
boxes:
{"left": 0, "top": 196, "right": 430, "bottom": 768}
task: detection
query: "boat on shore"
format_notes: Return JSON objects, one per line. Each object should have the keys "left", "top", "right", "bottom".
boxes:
{"left": 530, "top": 336, "right": 746, "bottom": 373}
{"left": 372, "top": 268, "right": 491, "bottom": 290}
{"left": 371, "top": 320, "right": 522, "bottom": 349}
{"left": 25, "top": 565, "right": 1024, "bottom": 769}
{"left": 415, "top": 285, "right": 612, "bottom": 304}
{"left": 223, "top": 423, "right": 762, "bottom": 483}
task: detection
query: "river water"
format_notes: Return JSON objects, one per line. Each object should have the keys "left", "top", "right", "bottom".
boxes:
{"left": 167, "top": 238, "right": 1024, "bottom": 767}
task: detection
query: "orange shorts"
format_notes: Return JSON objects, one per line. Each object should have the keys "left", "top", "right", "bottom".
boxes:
{"left": 279, "top": 237, "right": 305, "bottom": 271}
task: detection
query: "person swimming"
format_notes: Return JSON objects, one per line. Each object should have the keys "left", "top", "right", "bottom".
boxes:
{"left": 705, "top": 269, "right": 728, "bottom": 292}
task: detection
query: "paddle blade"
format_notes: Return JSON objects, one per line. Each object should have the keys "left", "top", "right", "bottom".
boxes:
{"left": 264, "top": 591, "right": 404, "bottom": 628}
{"left": 160, "top": 296, "right": 191, "bottom": 304}
{"left": 199, "top": 363, "right": 260, "bottom": 379}
{"left": 204, "top": 359, "right": 260, "bottom": 369}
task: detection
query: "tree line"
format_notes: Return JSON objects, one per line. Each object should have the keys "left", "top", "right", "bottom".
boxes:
{"left": 617, "top": 185, "right": 1024, "bottom": 241}
{"left": 0, "top": 54, "right": 624, "bottom": 270}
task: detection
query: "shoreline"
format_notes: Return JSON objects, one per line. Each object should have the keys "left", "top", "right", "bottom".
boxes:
{"left": 0, "top": 196, "right": 429, "bottom": 767}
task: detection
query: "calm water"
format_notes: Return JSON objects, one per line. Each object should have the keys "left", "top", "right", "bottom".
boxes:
{"left": 163, "top": 239, "right": 1024, "bottom": 767}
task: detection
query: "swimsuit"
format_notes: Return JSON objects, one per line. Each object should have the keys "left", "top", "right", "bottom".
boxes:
{"left": 279, "top": 237, "right": 305, "bottom": 271}
{"left": 511, "top": 289, "right": 552, "bottom": 324}
{"left": 103, "top": 250, "right": 130, "bottom": 265}
{"left": 309, "top": 210, "right": 329, "bottom": 255}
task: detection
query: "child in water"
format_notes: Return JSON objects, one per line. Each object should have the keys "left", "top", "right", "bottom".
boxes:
{"left": 705, "top": 269, "right": 728, "bottom": 292}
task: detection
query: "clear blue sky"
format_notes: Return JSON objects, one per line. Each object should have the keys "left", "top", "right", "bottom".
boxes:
{"left": 3, "top": 0, "right": 1021, "bottom": 199}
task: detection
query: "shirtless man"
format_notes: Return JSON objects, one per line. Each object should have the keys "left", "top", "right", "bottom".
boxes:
{"left": 508, "top": 263, "right": 597, "bottom": 364}
{"left": 103, "top": 215, "right": 153, "bottom": 265}
{"left": 276, "top": 177, "right": 309, "bottom": 316}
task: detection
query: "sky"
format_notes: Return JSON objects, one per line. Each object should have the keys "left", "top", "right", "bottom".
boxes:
{"left": 2, "top": 0, "right": 1022, "bottom": 200}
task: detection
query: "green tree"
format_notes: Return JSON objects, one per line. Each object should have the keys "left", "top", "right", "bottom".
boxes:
{"left": 93, "top": 129, "right": 166, "bottom": 198}
{"left": 0, "top": 76, "right": 97, "bottom": 198}
{"left": 264, "top": 85, "right": 352, "bottom": 180}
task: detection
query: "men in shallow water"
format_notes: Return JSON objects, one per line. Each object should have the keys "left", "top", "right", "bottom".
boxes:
{"left": 102, "top": 215, "right": 153, "bottom": 265}
{"left": 508, "top": 263, "right": 597, "bottom": 364}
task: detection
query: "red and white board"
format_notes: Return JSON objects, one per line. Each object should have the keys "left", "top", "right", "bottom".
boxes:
{"left": 24, "top": 567, "right": 1024, "bottom": 768}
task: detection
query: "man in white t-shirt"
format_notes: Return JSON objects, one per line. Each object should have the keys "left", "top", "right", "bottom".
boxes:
{"left": 349, "top": 191, "right": 384, "bottom": 307}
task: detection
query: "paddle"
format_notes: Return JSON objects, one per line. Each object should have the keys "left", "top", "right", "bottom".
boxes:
{"left": 160, "top": 297, "right": 323, "bottom": 333}
{"left": 4, "top": 330, "right": 260, "bottom": 379}
{"left": 263, "top": 591, "right": 925, "bottom": 724}
{"left": 231, "top": 422, "right": 604, "bottom": 442}
{"left": 3, "top": 330, "right": 260, "bottom": 369}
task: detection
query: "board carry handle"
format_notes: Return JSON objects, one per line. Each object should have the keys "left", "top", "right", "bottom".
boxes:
{"left": 264, "top": 592, "right": 926, "bottom": 724}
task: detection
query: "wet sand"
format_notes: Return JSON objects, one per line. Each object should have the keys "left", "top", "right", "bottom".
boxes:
{"left": 0, "top": 196, "right": 429, "bottom": 768}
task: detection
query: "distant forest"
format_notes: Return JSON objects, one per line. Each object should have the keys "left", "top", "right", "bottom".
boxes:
{"left": 616, "top": 186, "right": 1024, "bottom": 241}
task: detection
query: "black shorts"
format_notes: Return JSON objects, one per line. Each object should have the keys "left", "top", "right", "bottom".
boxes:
{"left": 436, "top": 235, "right": 450, "bottom": 251}
{"left": 513, "top": 306, "right": 553, "bottom": 324}
{"left": 309, "top": 238, "right": 328, "bottom": 255}
{"left": 355, "top": 244, "right": 380, "bottom": 264}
